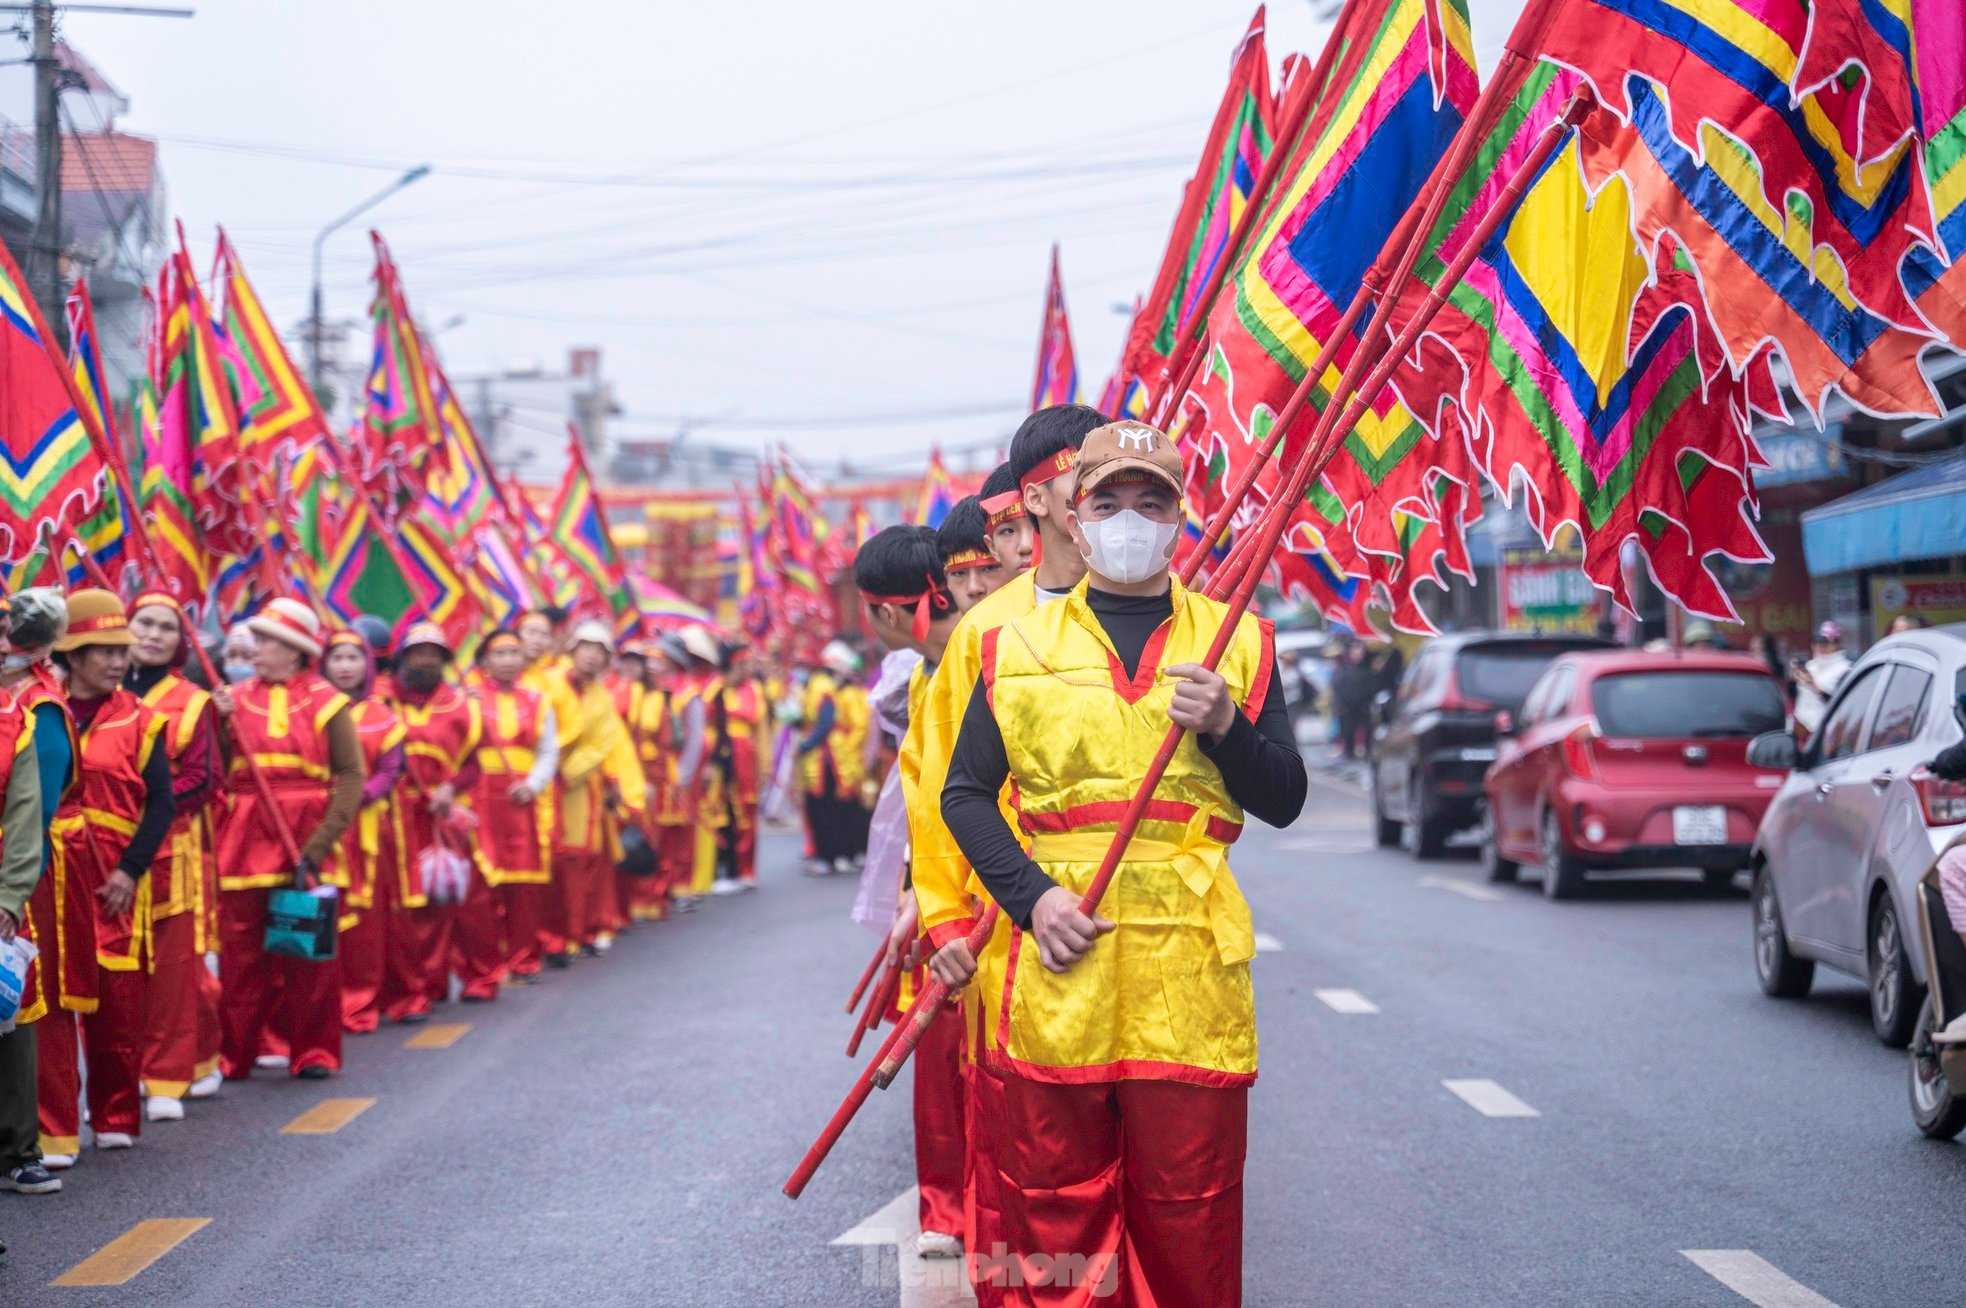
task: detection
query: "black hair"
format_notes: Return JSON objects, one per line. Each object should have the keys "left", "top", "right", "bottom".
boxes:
{"left": 979, "top": 461, "right": 1019, "bottom": 502}
{"left": 1005, "top": 403, "right": 1106, "bottom": 485}
{"left": 853, "top": 525, "right": 955, "bottom": 622}
{"left": 937, "top": 496, "right": 990, "bottom": 562}
{"left": 527, "top": 604, "right": 570, "bottom": 628}
{"left": 473, "top": 626, "right": 523, "bottom": 665}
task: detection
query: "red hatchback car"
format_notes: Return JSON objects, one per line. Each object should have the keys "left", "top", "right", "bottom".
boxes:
{"left": 1481, "top": 650, "right": 1790, "bottom": 898}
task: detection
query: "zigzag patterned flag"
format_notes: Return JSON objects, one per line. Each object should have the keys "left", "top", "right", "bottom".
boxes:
{"left": 913, "top": 448, "right": 955, "bottom": 528}
{"left": 1536, "top": 0, "right": 1947, "bottom": 417}
{"left": 61, "top": 280, "right": 132, "bottom": 589}
{"left": 1110, "top": 8, "right": 1275, "bottom": 419}
{"left": 1900, "top": 0, "right": 1966, "bottom": 346}
{"left": 357, "top": 234, "right": 444, "bottom": 514}
{"left": 1378, "top": 57, "right": 1770, "bottom": 625}
{"left": 0, "top": 242, "right": 109, "bottom": 571}
{"left": 215, "top": 231, "right": 333, "bottom": 476}
{"left": 1173, "top": 0, "right": 1481, "bottom": 606}
{"left": 147, "top": 243, "right": 255, "bottom": 566}
{"left": 545, "top": 429, "right": 635, "bottom": 623}
{"left": 423, "top": 353, "right": 500, "bottom": 546}
{"left": 1030, "top": 245, "right": 1080, "bottom": 410}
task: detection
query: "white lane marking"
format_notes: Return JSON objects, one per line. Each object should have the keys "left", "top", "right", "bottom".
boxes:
{"left": 1276, "top": 837, "right": 1375, "bottom": 855}
{"left": 1681, "top": 1251, "right": 1841, "bottom": 1308}
{"left": 1253, "top": 932, "right": 1284, "bottom": 953}
{"left": 1419, "top": 875, "right": 1502, "bottom": 902}
{"left": 1314, "top": 988, "right": 1379, "bottom": 1014}
{"left": 1443, "top": 1079, "right": 1539, "bottom": 1117}
{"left": 833, "top": 1186, "right": 976, "bottom": 1307}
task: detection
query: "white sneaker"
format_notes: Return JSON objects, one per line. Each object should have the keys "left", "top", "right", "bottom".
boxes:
{"left": 915, "top": 1231, "right": 963, "bottom": 1259}
{"left": 94, "top": 1132, "right": 134, "bottom": 1150}
{"left": 592, "top": 935, "right": 613, "bottom": 955}
{"left": 1934, "top": 1013, "right": 1966, "bottom": 1045}
{"left": 40, "top": 1153, "right": 75, "bottom": 1170}
{"left": 833, "top": 856, "right": 854, "bottom": 875}
{"left": 188, "top": 1071, "right": 223, "bottom": 1099}
{"left": 255, "top": 1054, "right": 289, "bottom": 1070}
{"left": 145, "top": 1096, "right": 185, "bottom": 1123}
{"left": 710, "top": 879, "right": 742, "bottom": 896}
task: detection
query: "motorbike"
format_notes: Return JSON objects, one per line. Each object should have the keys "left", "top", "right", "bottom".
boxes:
{"left": 1908, "top": 857, "right": 1966, "bottom": 1139}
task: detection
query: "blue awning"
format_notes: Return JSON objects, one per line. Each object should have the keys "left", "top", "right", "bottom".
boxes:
{"left": 1801, "top": 451, "right": 1966, "bottom": 574}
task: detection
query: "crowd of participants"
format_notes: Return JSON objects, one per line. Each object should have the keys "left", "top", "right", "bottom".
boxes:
{"left": 0, "top": 587, "right": 882, "bottom": 1203}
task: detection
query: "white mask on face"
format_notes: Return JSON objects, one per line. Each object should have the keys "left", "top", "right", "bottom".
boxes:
{"left": 1074, "top": 508, "right": 1179, "bottom": 586}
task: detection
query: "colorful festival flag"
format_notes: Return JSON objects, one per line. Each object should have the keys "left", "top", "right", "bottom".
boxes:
{"left": 61, "top": 280, "right": 132, "bottom": 589}
{"left": 356, "top": 234, "right": 445, "bottom": 513}
{"left": 1110, "top": 8, "right": 1276, "bottom": 419}
{"left": 544, "top": 429, "right": 636, "bottom": 625}
{"left": 1030, "top": 244, "right": 1080, "bottom": 410}
{"left": 913, "top": 448, "right": 955, "bottom": 528}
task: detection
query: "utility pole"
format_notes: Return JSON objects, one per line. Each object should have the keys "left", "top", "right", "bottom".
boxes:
{"left": 28, "top": 0, "right": 61, "bottom": 332}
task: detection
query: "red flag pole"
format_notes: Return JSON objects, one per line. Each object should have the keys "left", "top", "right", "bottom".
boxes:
{"left": 843, "top": 935, "right": 887, "bottom": 1014}
{"left": 784, "top": 87, "right": 1592, "bottom": 1200}
{"left": 843, "top": 959, "right": 900, "bottom": 1058}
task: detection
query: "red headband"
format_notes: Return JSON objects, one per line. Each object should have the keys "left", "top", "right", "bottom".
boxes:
{"left": 942, "top": 548, "right": 995, "bottom": 573}
{"left": 859, "top": 581, "right": 949, "bottom": 644}
{"left": 1017, "top": 447, "right": 1076, "bottom": 493}
{"left": 981, "top": 490, "right": 1028, "bottom": 529}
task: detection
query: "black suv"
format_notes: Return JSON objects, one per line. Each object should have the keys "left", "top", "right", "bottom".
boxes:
{"left": 1371, "top": 631, "right": 1613, "bottom": 856}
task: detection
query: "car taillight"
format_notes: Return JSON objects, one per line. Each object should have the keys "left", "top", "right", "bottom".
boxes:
{"left": 1558, "top": 722, "right": 1600, "bottom": 780}
{"left": 1913, "top": 771, "right": 1966, "bottom": 826}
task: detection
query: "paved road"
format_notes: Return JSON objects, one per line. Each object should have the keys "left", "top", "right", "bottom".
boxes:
{"left": 1, "top": 775, "right": 1960, "bottom": 1305}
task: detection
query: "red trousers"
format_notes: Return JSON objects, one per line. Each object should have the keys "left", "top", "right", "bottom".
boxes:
{"left": 406, "top": 866, "right": 505, "bottom": 1004}
{"left": 731, "top": 812, "right": 757, "bottom": 882}
{"left": 994, "top": 1076, "right": 1248, "bottom": 1308}
{"left": 657, "top": 823, "right": 693, "bottom": 902}
{"left": 545, "top": 850, "right": 611, "bottom": 954}
{"left": 141, "top": 911, "right": 204, "bottom": 1099}
{"left": 218, "top": 888, "right": 343, "bottom": 1078}
{"left": 617, "top": 870, "right": 665, "bottom": 924}
{"left": 341, "top": 863, "right": 429, "bottom": 1028}
{"left": 966, "top": 1030, "right": 1012, "bottom": 1307}
{"left": 915, "top": 999, "right": 968, "bottom": 1239}
{"left": 37, "top": 965, "right": 146, "bottom": 1151}
{"left": 495, "top": 881, "right": 547, "bottom": 976}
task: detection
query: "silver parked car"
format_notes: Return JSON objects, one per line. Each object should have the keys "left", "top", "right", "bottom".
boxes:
{"left": 1747, "top": 627, "right": 1966, "bottom": 1046}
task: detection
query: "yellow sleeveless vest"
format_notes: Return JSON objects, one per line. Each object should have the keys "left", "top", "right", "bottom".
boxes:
{"left": 981, "top": 576, "right": 1274, "bottom": 1087}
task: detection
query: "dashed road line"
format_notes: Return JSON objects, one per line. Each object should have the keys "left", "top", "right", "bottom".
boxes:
{"left": 1443, "top": 1079, "right": 1539, "bottom": 1118}
{"left": 51, "top": 1218, "right": 210, "bottom": 1287}
{"left": 1314, "top": 988, "right": 1379, "bottom": 1014}
{"left": 1253, "top": 932, "right": 1284, "bottom": 953}
{"left": 1419, "top": 875, "right": 1503, "bottom": 902}
{"left": 1276, "top": 837, "right": 1376, "bottom": 856}
{"left": 1681, "top": 1251, "right": 1841, "bottom": 1307}
{"left": 404, "top": 1022, "right": 471, "bottom": 1050}
{"left": 281, "top": 1097, "right": 377, "bottom": 1135}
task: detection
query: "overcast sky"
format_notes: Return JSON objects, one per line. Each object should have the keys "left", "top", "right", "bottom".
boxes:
{"left": 38, "top": 0, "right": 1528, "bottom": 476}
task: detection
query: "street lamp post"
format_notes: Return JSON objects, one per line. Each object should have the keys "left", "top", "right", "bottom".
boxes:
{"left": 309, "top": 163, "right": 432, "bottom": 401}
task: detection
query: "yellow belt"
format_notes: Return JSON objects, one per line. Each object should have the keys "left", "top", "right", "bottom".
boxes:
{"left": 1028, "top": 815, "right": 1254, "bottom": 965}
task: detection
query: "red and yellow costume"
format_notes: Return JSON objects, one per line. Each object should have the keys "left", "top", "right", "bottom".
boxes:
{"left": 720, "top": 675, "right": 769, "bottom": 883}
{"left": 680, "top": 669, "right": 726, "bottom": 896}
{"left": 553, "top": 673, "right": 644, "bottom": 951}
{"left": 474, "top": 677, "right": 550, "bottom": 976}
{"left": 37, "top": 684, "right": 165, "bottom": 1151}
{"left": 336, "top": 679, "right": 413, "bottom": 1031}
{"left": 636, "top": 680, "right": 692, "bottom": 915}
{"left": 216, "top": 672, "right": 350, "bottom": 1078}
{"left": 135, "top": 667, "right": 220, "bottom": 1101}
{"left": 396, "top": 682, "right": 495, "bottom": 1006}
{"left": 13, "top": 668, "right": 77, "bottom": 1033}
{"left": 973, "top": 577, "right": 1272, "bottom": 1307}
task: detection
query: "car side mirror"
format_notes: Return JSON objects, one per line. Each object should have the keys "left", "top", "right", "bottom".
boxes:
{"left": 1494, "top": 710, "right": 1515, "bottom": 738}
{"left": 1746, "top": 730, "right": 1799, "bottom": 772}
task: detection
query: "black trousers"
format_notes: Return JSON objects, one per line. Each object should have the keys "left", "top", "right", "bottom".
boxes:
{"left": 0, "top": 1016, "right": 39, "bottom": 1169}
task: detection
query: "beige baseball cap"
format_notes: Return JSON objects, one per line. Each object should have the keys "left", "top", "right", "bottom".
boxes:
{"left": 1072, "top": 420, "right": 1183, "bottom": 502}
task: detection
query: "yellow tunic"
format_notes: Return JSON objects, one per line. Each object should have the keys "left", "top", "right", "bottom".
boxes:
{"left": 980, "top": 576, "right": 1274, "bottom": 1088}
{"left": 556, "top": 676, "right": 646, "bottom": 856}
{"left": 832, "top": 682, "right": 871, "bottom": 798}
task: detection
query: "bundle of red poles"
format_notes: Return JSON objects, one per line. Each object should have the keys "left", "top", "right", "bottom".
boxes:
{"left": 784, "top": 47, "right": 1591, "bottom": 1198}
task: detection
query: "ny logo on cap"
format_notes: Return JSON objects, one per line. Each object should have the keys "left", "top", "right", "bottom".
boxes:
{"left": 1114, "top": 423, "right": 1157, "bottom": 452}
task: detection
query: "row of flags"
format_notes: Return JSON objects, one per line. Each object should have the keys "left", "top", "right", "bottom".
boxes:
{"left": 1032, "top": 0, "right": 1966, "bottom": 633}
{"left": 0, "top": 211, "right": 673, "bottom": 655}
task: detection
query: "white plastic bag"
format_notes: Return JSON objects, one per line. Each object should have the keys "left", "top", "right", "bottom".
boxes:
{"left": 419, "top": 842, "right": 472, "bottom": 907}
{"left": 0, "top": 934, "right": 39, "bottom": 1034}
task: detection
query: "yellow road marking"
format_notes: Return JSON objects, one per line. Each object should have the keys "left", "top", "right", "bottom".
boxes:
{"left": 280, "top": 1098, "right": 376, "bottom": 1135}
{"left": 404, "top": 1022, "right": 471, "bottom": 1049}
{"left": 52, "top": 1218, "right": 210, "bottom": 1287}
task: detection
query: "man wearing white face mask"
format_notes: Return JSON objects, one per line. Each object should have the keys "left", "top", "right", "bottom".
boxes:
{"left": 940, "top": 419, "right": 1306, "bottom": 1307}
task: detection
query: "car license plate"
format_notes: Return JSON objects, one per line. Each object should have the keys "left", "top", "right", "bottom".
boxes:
{"left": 1673, "top": 805, "right": 1728, "bottom": 846}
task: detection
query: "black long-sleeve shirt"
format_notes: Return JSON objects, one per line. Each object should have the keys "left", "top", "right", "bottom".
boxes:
{"left": 941, "top": 586, "right": 1306, "bottom": 929}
